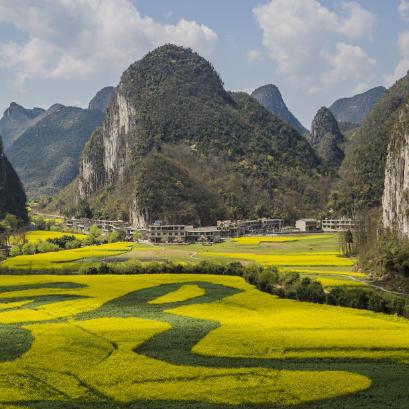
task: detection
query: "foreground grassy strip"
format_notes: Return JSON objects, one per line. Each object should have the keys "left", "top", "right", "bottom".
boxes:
{"left": 0, "top": 275, "right": 409, "bottom": 407}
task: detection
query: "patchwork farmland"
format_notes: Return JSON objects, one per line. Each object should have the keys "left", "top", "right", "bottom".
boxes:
{"left": 0, "top": 234, "right": 408, "bottom": 408}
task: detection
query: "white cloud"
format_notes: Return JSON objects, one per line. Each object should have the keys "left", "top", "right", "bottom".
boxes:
{"left": 0, "top": 0, "right": 217, "bottom": 87}
{"left": 247, "top": 49, "right": 263, "bottom": 62}
{"left": 322, "top": 42, "right": 375, "bottom": 85}
{"left": 399, "top": 0, "right": 409, "bottom": 20}
{"left": 252, "top": 0, "right": 376, "bottom": 92}
{"left": 338, "top": 2, "right": 375, "bottom": 39}
{"left": 385, "top": 30, "right": 409, "bottom": 85}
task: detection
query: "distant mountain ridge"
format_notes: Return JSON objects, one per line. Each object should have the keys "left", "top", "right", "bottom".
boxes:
{"left": 0, "top": 103, "right": 45, "bottom": 149}
{"left": 88, "top": 86, "right": 115, "bottom": 112}
{"left": 329, "top": 86, "right": 386, "bottom": 125}
{"left": 251, "top": 84, "right": 307, "bottom": 135}
{"left": 7, "top": 105, "right": 104, "bottom": 197}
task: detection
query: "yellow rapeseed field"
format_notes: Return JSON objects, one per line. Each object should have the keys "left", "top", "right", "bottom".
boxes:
{"left": 203, "top": 251, "right": 355, "bottom": 266}
{"left": 25, "top": 230, "right": 86, "bottom": 243}
{"left": 0, "top": 274, "right": 408, "bottom": 407}
{"left": 232, "top": 234, "right": 330, "bottom": 245}
{"left": 1, "top": 242, "right": 133, "bottom": 271}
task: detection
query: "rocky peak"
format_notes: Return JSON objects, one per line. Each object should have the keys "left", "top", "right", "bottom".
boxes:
{"left": 88, "top": 86, "right": 115, "bottom": 112}
{"left": 309, "top": 107, "right": 343, "bottom": 145}
{"left": 308, "top": 107, "right": 344, "bottom": 166}
{"left": 4, "top": 102, "right": 23, "bottom": 116}
{"left": 0, "top": 103, "right": 45, "bottom": 149}
{"left": 251, "top": 84, "right": 307, "bottom": 135}
{"left": 4, "top": 102, "right": 44, "bottom": 119}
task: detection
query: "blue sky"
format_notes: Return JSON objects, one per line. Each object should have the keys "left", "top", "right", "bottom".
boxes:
{"left": 0, "top": 0, "right": 408, "bottom": 127}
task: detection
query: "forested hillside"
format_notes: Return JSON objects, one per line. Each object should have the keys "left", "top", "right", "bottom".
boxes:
{"left": 64, "top": 45, "right": 328, "bottom": 225}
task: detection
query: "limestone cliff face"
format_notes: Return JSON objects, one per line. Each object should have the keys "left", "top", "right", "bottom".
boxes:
{"left": 80, "top": 91, "right": 132, "bottom": 195}
{"left": 382, "top": 103, "right": 409, "bottom": 235}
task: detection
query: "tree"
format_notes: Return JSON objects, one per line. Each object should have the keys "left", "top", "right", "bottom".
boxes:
{"left": 84, "top": 225, "right": 104, "bottom": 245}
{"left": 109, "top": 230, "right": 126, "bottom": 243}
{"left": 34, "top": 216, "right": 47, "bottom": 230}
{"left": 4, "top": 214, "right": 19, "bottom": 230}
{"left": 132, "top": 230, "right": 142, "bottom": 242}
{"left": 76, "top": 199, "right": 93, "bottom": 219}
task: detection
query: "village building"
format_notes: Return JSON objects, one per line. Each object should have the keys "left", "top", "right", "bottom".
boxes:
{"left": 321, "top": 217, "right": 359, "bottom": 232}
{"left": 185, "top": 226, "right": 221, "bottom": 243}
{"left": 295, "top": 218, "right": 320, "bottom": 232}
{"left": 217, "top": 218, "right": 284, "bottom": 237}
{"left": 148, "top": 224, "right": 190, "bottom": 243}
{"left": 64, "top": 216, "right": 284, "bottom": 244}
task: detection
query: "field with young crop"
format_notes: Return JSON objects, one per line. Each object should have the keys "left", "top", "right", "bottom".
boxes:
{"left": 0, "top": 273, "right": 409, "bottom": 408}
{"left": 115, "top": 233, "right": 363, "bottom": 287}
{"left": 1, "top": 233, "right": 363, "bottom": 288}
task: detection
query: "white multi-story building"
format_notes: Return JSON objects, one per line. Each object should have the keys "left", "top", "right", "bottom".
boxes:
{"left": 321, "top": 218, "right": 359, "bottom": 232}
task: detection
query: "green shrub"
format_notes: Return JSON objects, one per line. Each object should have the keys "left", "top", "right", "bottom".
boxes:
{"left": 64, "top": 240, "right": 82, "bottom": 249}
{"left": 36, "top": 241, "right": 60, "bottom": 253}
{"left": 108, "top": 230, "right": 126, "bottom": 243}
{"left": 9, "top": 246, "right": 22, "bottom": 257}
{"left": 21, "top": 243, "right": 36, "bottom": 255}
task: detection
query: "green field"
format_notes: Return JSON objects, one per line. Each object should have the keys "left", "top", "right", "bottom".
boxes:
{"left": 110, "top": 233, "right": 365, "bottom": 287}
{"left": 1, "top": 233, "right": 364, "bottom": 288}
{"left": 1, "top": 234, "right": 409, "bottom": 407}
{"left": 1, "top": 233, "right": 365, "bottom": 289}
